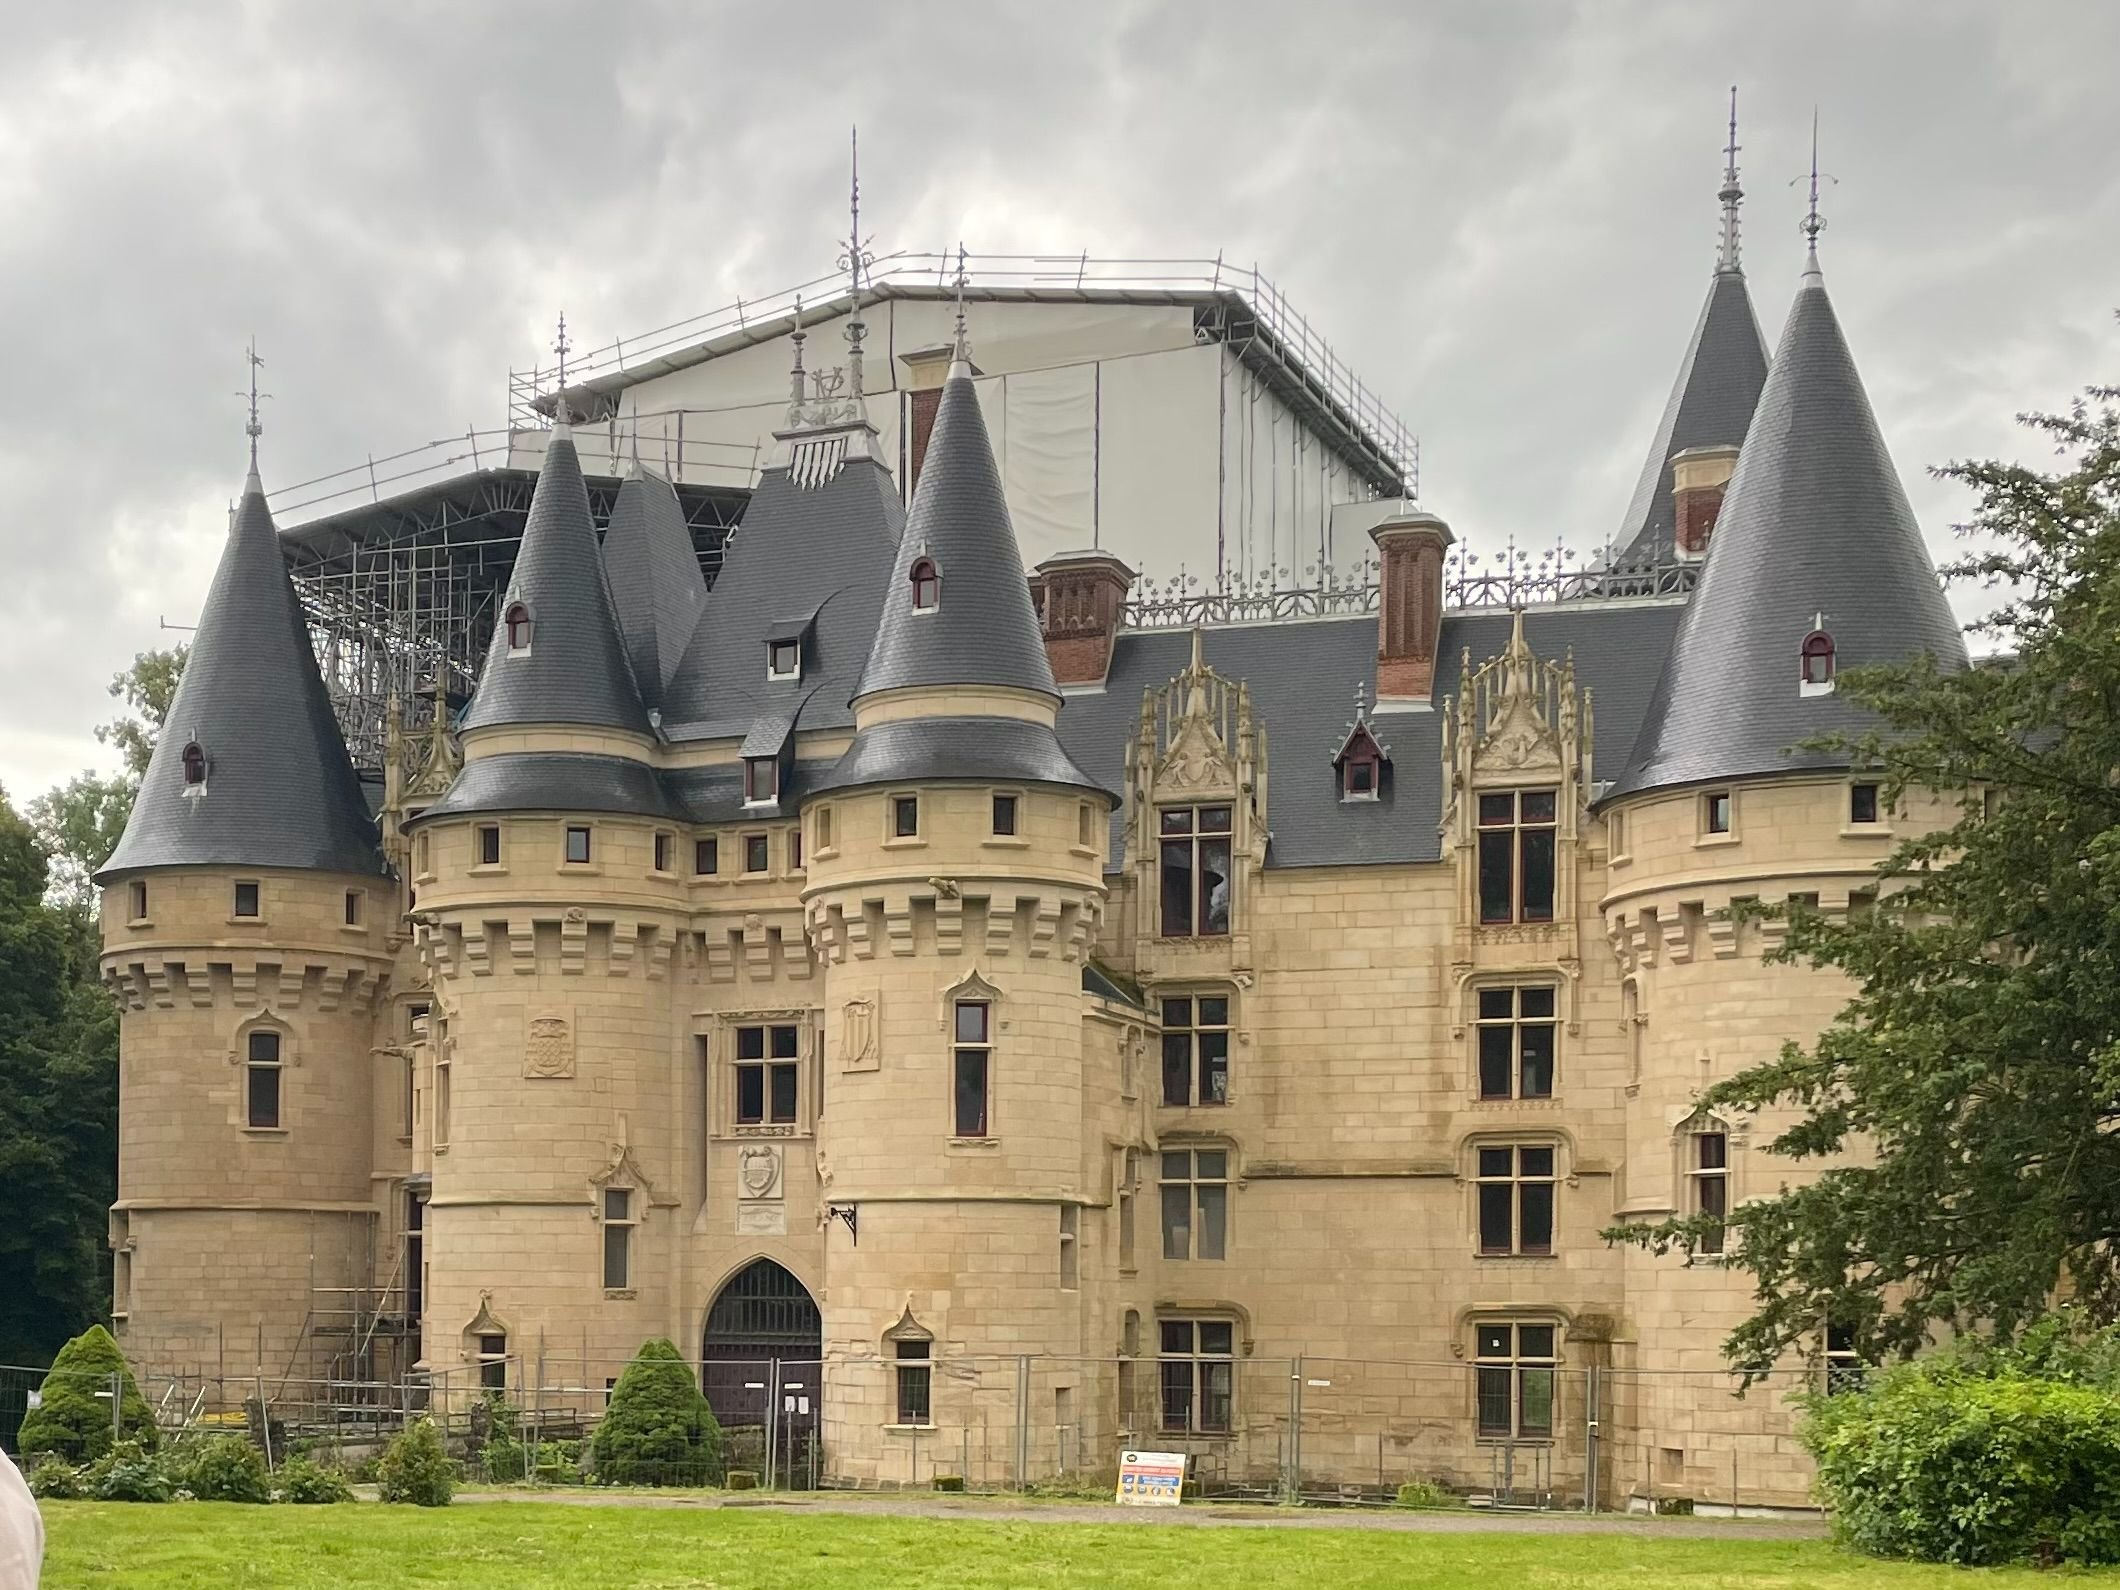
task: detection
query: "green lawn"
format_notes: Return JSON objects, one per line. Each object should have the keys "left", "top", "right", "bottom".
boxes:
{"left": 38, "top": 1501, "right": 2120, "bottom": 1589}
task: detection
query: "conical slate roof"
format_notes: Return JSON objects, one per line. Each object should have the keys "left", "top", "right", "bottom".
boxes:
{"left": 1608, "top": 255, "right": 1968, "bottom": 800}
{"left": 98, "top": 462, "right": 386, "bottom": 879}
{"left": 853, "top": 360, "right": 1059, "bottom": 702}
{"left": 602, "top": 459, "right": 707, "bottom": 714}
{"left": 1610, "top": 267, "right": 1769, "bottom": 565}
{"left": 460, "top": 423, "right": 651, "bottom": 735}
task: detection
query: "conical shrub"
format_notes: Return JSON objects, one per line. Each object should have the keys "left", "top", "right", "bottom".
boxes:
{"left": 18, "top": 1324, "right": 157, "bottom": 1462}
{"left": 590, "top": 1338, "right": 722, "bottom": 1486}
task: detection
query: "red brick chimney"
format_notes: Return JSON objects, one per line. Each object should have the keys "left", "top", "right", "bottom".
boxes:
{"left": 1671, "top": 444, "right": 1741, "bottom": 558}
{"left": 1370, "top": 510, "right": 1453, "bottom": 703}
{"left": 1031, "top": 551, "right": 1136, "bottom": 687}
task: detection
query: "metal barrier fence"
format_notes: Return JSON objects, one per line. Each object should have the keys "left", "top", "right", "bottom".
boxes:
{"left": 6, "top": 1353, "right": 1831, "bottom": 1512}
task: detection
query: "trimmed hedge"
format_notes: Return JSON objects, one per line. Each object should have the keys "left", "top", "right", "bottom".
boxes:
{"left": 590, "top": 1338, "right": 722, "bottom": 1486}
{"left": 1804, "top": 1318, "right": 2120, "bottom": 1565}
{"left": 184, "top": 1434, "right": 272, "bottom": 1503}
{"left": 18, "top": 1324, "right": 158, "bottom": 1462}
{"left": 377, "top": 1418, "right": 455, "bottom": 1507}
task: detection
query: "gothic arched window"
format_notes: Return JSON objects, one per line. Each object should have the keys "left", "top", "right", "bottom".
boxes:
{"left": 910, "top": 559, "right": 941, "bottom": 612}
{"left": 1800, "top": 630, "right": 1835, "bottom": 692}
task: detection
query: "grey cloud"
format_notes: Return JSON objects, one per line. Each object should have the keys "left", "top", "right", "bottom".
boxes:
{"left": 2, "top": 0, "right": 2115, "bottom": 798}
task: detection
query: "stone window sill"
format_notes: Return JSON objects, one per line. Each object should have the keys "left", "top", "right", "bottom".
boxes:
{"left": 882, "top": 1423, "right": 937, "bottom": 1434}
{"left": 468, "top": 863, "right": 507, "bottom": 877}
{"left": 559, "top": 864, "right": 603, "bottom": 877}
{"left": 1474, "top": 1250, "right": 1558, "bottom": 1262}
{"left": 1693, "top": 833, "right": 1740, "bottom": 850}
{"left": 882, "top": 836, "right": 928, "bottom": 851}
{"left": 948, "top": 1136, "right": 1000, "bottom": 1149}
{"left": 126, "top": 917, "right": 152, "bottom": 929}
{"left": 240, "top": 1126, "right": 289, "bottom": 1138}
{"left": 1839, "top": 824, "right": 1893, "bottom": 840}
{"left": 227, "top": 916, "right": 268, "bottom": 928}
{"left": 338, "top": 923, "right": 369, "bottom": 936}
{"left": 812, "top": 846, "right": 840, "bottom": 863}
{"left": 604, "top": 1288, "right": 638, "bottom": 1301}
{"left": 983, "top": 836, "right": 1031, "bottom": 851}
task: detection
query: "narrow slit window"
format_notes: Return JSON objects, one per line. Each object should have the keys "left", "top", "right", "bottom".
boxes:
{"left": 1692, "top": 1131, "right": 1729, "bottom": 1255}
{"left": 654, "top": 832, "right": 673, "bottom": 872}
{"left": 505, "top": 603, "right": 533, "bottom": 651}
{"left": 910, "top": 558, "right": 941, "bottom": 611}
{"left": 601, "top": 1188, "right": 635, "bottom": 1289}
{"left": 127, "top": 879, "right": 147, "bottom": 921}
{"left": 344, "top": 890, "right": 363, "bottom": 926}
{"left": 245, "top": 1030, "right": 282, "bottom": 1128}
{"left": 953, "top": 1000, "right": 990, "bottom": 1137}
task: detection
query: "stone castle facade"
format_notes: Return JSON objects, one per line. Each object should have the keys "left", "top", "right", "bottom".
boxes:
{"left": 94, "top": 184, "right": 1969, "bottom": 1506}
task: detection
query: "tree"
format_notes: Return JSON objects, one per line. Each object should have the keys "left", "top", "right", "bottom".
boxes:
{"left": 29, "top": 645, "right": 185, "bottom": 909}
{"left": 0, "top": 788, "right": 117, "bottom": 1365}
{"left": 1610, "top": 384, "right": 2120, "bottom": 1371}
{"left": 17, "top": 1323, "right": 157, "bottom": 1462}
{"left": 589, "top": 1337, "right": 722, "bottom": 1485}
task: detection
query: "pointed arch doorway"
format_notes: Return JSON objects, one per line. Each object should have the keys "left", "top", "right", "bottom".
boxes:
{"left": 701, "top": 1258, "right": 822, "bottom": 1444}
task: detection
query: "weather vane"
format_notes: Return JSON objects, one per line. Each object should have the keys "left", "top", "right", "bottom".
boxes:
{"left": 837, "top": 126, "right": 875, "bottom": 301}
{"left": 951, "top": 242, "right": 970, "bottom": 355}
{"left": 237, "top": 339, "right": 271, "bottom": 467}
{"left": 552, "top": 311, "right": 572, "bottom": 423}
{"left": 1717, "top": 85, "right": 1743, "bottom": 272}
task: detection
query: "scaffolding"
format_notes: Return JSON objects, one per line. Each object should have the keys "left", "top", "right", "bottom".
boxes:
{"left": 279, "top": 464, "right": 747, "bottom": 770}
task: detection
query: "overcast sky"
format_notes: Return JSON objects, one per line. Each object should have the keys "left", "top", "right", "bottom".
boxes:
{"left": 2, "top": 1, "right": 2115, "bottom": 803}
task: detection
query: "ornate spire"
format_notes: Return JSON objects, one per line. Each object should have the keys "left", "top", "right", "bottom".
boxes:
{"left": 239, "top": 339, "right": 267, "bottom": 479}
{"left": 1797, "top": 109, "right": 1834, "bottom": 278}
{"left": 1716, "top": 86, "right": 1743, "bottom": 273}
{"left": 552, "top": 310, "right": 573, "bottom": 424}
{"left": 788, "top": 291, "right": 807, "bottom": 418}
{"left": 949, "top": 242, "right": 971, "bottom": 372}
{"left": 837, "top": 126, "right": 874, "bottom": 403}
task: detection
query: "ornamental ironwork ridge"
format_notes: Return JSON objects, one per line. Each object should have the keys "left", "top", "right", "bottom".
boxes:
{"left": 1121, "top": 544, "right": 1698, "bottom": 629}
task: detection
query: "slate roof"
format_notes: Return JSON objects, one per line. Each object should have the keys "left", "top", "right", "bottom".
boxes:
{"left": 812, "top": 717, "right": 1107, "bottom": 798}
{"left": 1052, "top": 605, "right": 1683, "bottom": 870}
{"left": 459, "top": 423, "right": 652, "bottom": 735}
{"left": 1607, "top": 254, "right": 1968, "bottom": 801}
{"left": 99, "top": 463, "right": 387, "bottom": 879}
{"left": 410, "top": 752, "right": 684, "bottom": 824}
{"left": 1610, "top": 267, "right": 1770, "bottom": 565}
{"left": 602, "top": 461, "right": 708, "bottom": 714}
{"left": 853, "top": 362, "right": 1059, "bottom": 702}
{"left": 660, "top": 453, "right": 903, "bottom": 742}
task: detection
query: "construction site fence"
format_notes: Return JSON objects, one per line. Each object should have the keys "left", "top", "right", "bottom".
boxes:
{"left": 3, "top": 1355, "right": 1835, "bottom": 1513}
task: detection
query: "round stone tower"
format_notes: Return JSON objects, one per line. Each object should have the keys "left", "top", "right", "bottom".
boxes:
{"left": 97, "top": 453, "right": 394, "bottom": 1386}
{"left": 802, "top": 324, "right": 1114, "bottom": 1480}
{"left": 1596, "top": 243, "right": 1967, "bottom": 1502}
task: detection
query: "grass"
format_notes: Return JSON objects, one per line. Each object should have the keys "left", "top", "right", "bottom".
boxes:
{"left": 40, "top": 1500, "right": 2120, "bottom": 1588}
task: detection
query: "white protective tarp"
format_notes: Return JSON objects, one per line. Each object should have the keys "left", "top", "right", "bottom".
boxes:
{"left": 1096, "top": 342, "right": 1224, "bottom": 581}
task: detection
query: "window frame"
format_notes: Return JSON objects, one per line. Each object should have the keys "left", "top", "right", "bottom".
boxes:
{"left": 601, "top": 1186, "right": 636, "bottom": 1291}
{"left": 1159, "top": 993, "right": 1232, "bottom": 1107}
{"left": 127, "top": 879, "right": 148, "bottom": 922}
{"left": 1849, "top": 782, "right": 1881, "bottom": 825}
{"left": 744, "top": 757, "right": 778, "bottom": 805}
{"left": 953, "top": 1000, "right": 991, "bottom": 1138}
{"left": 505, "top": 602, "right": 533, "bottom": 653}
{"left": 477, "top": 824, "right": 502, "bottom": 866}
{"left": 564, "top": 825, "right": 593, "bottom": 865}
{"left": 1157, "top": 804, "right": 1233, "bottom": 938}
{"left": 233, "top": 880, "right": 261, "bottom": 919}
{"left": 1473, "top": 1321, "right": 1558, "bottom": 1440}
{"left": 1159, "top": 1146, "right": 1229, "bottom": 1261}
{"left": 894, "top": 1339, "right": 934, "bottom": 1425}
{"left": 1702, "top": 789, "right": 1734, "bottom": 838}
{"left": 991, "top": 792, "right": 1019, "bottom": 837}
{"left": 732, "top": 1023, "right": 801, "bottom": 1129}
{"left": 245, "top": 1028, "right": 283, "bottom": 1129}
{"left": 1691, "top": 1129, "right": 1729, "bottom": 1256}
{"left": 766, "top": 637, "right": 802, "bottom": 681}
{"left": 477, "top": 1331, "right": 508, "bottom": 1391}
{"left": 742, "top": 832, "right": 770, "bottom": 875}
{"left": 653, "top": 831, "right": 673, "bottom": 873}
{"left": 1474, "top": 985, "right": 1557, "bottom": 1101}
{"left": 1157, "top": 1317, "right": 1236, "bottom": 1436}
{"left": 180, "top": 740, "right": 209, "bottom": 786}
{"left": 343, "top": 889, "right": 364, "bottom": 927}
{"left": 909, "top": 558, "right": 941, "bottom": 612}
{"left": 695, "top": 836, "right": 718, "bottom": 876}
{"left": 1474, "top": 1142, "right": 1557, "bottom": 1257}
{"left": 892, "top": 794, "right": 920, "bottom": 840}
{"left": 1800, "top": 629, "right": 1836, "bottom": 694}
{"left": 1476, "top": 788, "right": 1558, "bottom": 926}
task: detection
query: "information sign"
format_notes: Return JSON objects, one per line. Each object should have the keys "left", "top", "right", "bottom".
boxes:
{"left": 1115, "top": 1449, "right": 1186, "bottom": 1506}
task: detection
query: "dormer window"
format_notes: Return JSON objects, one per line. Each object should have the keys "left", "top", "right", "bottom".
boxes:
{"left": 744, "top": 757, "right": 778, "bottom": 805}
{"left": 1332, "top": 696, "right": 1389, "bottom": 802}
{"left": 767, "top": 639, "right": 802, "bottom": 681}
{"left": 180, "top": 741, "right": 208, "bottom": 787}
{"left": 505, "top": 602, "right": 534, "bottom": 654}
{"left": 910, "top": 558, "right": 941, "bottom": 612}
{"left": 1800, "top": 629, "right": 1835, "bottom": 696}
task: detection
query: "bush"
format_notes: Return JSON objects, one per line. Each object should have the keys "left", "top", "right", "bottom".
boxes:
{"left": 26, "top": 1460, "right": 85, "bottom": 1500}
{"left": 377, "top": 1419, "right": 455, "bottom": 1507}
{"left": 184, "top": 1434, "right": 272, "bottom": 1503}
{"left": 590, "top": 1338, "right": 722, "bottom": 1486}
{"left": 483, "top": 1435, "right": 528, "bottom": 1483}
{"left": 532, "top": 1439, "right": 582, "bottom": 1485}
{"left": 1393, "top": 1479, "right": 1450, "bottom": 1509}
{"left": 1804, "top": 1326, "right": 2120, "bottom": 1566}
{"left": 932, "top": 1474, "right": 965, "bottom": 1493}
{"left": 86, "top": 1440, "right": 176, "bottom": 1503}
{"left": 17, "top": 1324, "right": 159, "bottom": 1463}
{"left": 725, "top": 1469, "right": 757, "bottom": 1490}
{"left": 275, "top": 1455, "right": 355, "bottom": 1504}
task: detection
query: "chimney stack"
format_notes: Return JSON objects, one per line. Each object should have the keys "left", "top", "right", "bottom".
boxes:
{"left": 1671, "top": 444, "right": 1740, "bottom": 559}
{"left": 1030, "top": 550, "right": 1135, "bottom": 687}
{"left": 1370, "top": 510, "right": 1453, "bottom": 703}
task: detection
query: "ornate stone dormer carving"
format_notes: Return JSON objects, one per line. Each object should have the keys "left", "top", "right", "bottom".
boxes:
{"left": 1442, "top": 610, "right": 1594, "bottom": 968}
{"left": 1123, "top": 629, "right": 1269, "bottom": 975}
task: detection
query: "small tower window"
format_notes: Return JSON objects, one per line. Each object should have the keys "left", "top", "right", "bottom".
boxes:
{"left": 180, "top": 741, "right": 208, "bottom": 787}
{"left": 910, "top": 558, "right": 941, "bottom": 612}
{"left": 992, "top": 793, "right": 1018, "bottom": 836}
{"left": 893, "top": 795, "right": 920, "bottom": 839}
{"left": 233, "top": 881, "right": 261, "bottom": 919}
{"left": 127, "top": 880, "right": 148, "bottom": 922}
{"left": 766, "top": 639, "right": 802, "bottom": 680}
{"left": 245, "top": 1030, "right": 282, "bottom": 1129}
{"left": 1800, "top": 629, "right": 1835, "bottom": 695}
{"left": 505, "top": 603, "right": 534, "bottom": 653}
{"left": 565, "top": 825, "right": 592, "bottom": 864}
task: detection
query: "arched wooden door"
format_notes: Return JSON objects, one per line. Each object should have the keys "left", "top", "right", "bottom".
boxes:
{"left": 701, "top": 1258, "right": 822, "bottom": 1443}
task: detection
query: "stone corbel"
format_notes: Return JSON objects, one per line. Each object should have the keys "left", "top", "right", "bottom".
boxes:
{"left": 743, "top": 916, "right": 774, "bottom": 976}
{"left": 559, "top": 909, "right": 589, "bottom": 975}
{"left": 985, "top": 897, "right": 1018, "bottom": 959}
{"left": 507, "top": 919, "right": 536, "bottom": 975}
{"left": 142, "top": 962, "right": 175, "bottom": 1009}
{"left": 229, "top": 963, "right": 257, "bottom": 1005}
{"left": 704, "top": 931, "right": 737, "bottom": 982}
{"left": 1705, "top": 914, "right": 1739, "bottom": 959}
{"left": 1661, "top": 911, "right": 1693, "bottom": 965}
{"left": 780, "top": 926, "right": 812, "bottom": 980}
{"left": 933, "top": 893, "right": 963, "bottom": 956}
{"left": 646, "top": 930, "right": 673, "bottom": 981}
{"left": 1028, "top": 898, "right": 1063, "bottom": 958}
{"left": 1625, "top": 914, "right": 1657, "bottom": 969}
{"left": 882, "top": 895, "right": 916, "bottom": 958}
{"left": 845, "top": 907, "right": 874, "bottom": 961}
{"left": 609, "top": 920, "right": 639, "bottom": 976}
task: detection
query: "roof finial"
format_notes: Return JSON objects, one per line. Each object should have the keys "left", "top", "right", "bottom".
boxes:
{"left": 789, "top": 291, "right": 807, "bottom": 413}
{"left": 239, "top": 338, "right": 268, "bottom": 480}
{"left": 1716, "top": 85, "right": 1743, "bottom": 273}
{"left": 950, "top": 242, "right": 971, "bottom": 367}
{"left": 838, "top": 126, "right": 874, "bottom": 402}
{"left": 552, "top": 311, "right": 573, "bottom": 426}
{"left": 1794, "top": 108, "right": 1835, "bottom": 279}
